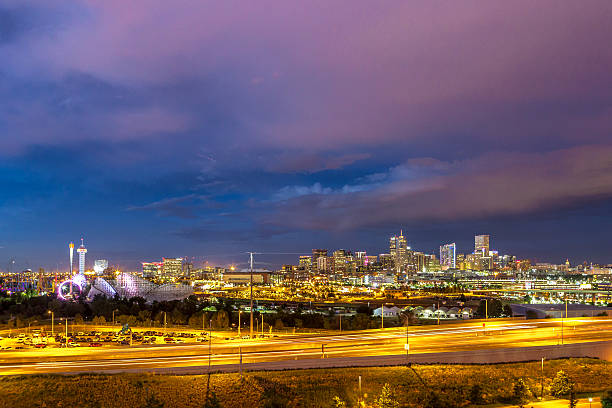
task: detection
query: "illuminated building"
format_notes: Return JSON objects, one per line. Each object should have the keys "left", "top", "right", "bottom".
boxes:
{"left": 332, "top": 249, "right": 350, "bottom": 274}
{"left": 378, "top": 253, "right": 395, "bottom": 271}
{"left": 316, "top": 256, "right": 329, "bottom": 274}
{"left": 77, "top": 238, "right": 87, "bottom": 275}
{"left": 299, "top": 255, "right": 312, "bottom": 273}
{"left": 312, "top": 249, "right": 327, "bottom": 272}
{"left": 162, "top": 257, "right": 183, "bottom": 278}
{"left": 94, "top": 259, "right": 108, "bottom": 275}
{"left": 390, "top": 231, "right": 409, "bottom": 272}
{"left": 475, "top": 234, "right": 490, "bottom": 256}
{"left": 440, "top": 243, "right": 456, "bottom": 269}
{"left": 142, "top": 262, "right": 163, "bottom": 278}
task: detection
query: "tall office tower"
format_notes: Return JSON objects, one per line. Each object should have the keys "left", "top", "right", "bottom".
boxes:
{"left": 94, "top": 259, "right": 108, "bottom": 275}
{"left": 298, "top": 256, "right": 312, "bottom": 275}
{"left": 311, "top": 249, "right": 327, "bottom": 272}
{"left": 332, "top": 249, "right": 349, "bottom": 274}
{"left": 162, "top": 257, "right": 183, "bottom": 278}
{"left": 389, "top": 230, "right": 408, "bottom": 272}
{"left": 475, "top": 234, "right": 490, "bottom": 256}
{"left": 69, "top": 242, "right": 75, "bottom": 275}
{"left": 77, "top": 238, "right": 87, "bottom": 275}
{"left": 439, "top": 243, "right": 457, "bottom": 269}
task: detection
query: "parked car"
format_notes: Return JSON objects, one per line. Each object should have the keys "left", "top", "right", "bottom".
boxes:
{"left": 88, "top": 342, "right": 102, "bottom": 347}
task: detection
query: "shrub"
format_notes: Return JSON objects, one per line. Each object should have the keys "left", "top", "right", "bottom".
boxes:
{"left": 550, "top": 370, "right": 574, "bottom": 398}
{"left": 373, "top": 384, "right": 399, "bottom": 408}
{"left": 512, "top": 378, "right": 531, "bottom": 407}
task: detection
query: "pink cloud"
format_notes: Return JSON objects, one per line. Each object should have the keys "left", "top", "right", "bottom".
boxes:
{"left": 265, "top": 144, "right": 612, "bottom": 230}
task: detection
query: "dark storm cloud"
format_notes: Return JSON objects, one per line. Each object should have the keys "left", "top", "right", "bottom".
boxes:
{"left": 1, "top": 0, "right": 612, "bottom": 268}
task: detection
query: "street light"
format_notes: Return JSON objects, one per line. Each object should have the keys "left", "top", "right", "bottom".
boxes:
{"left": 112, "top": 309, "right": 119, "bottom": 326}
{"left": 588, "top": 397, "right": 593, "bottom": 408}
{"left": 48, "top": 310, "right": 54, "bottom": 336}
{"left": 238, "top": 310, "right": 242, "bottom": 337}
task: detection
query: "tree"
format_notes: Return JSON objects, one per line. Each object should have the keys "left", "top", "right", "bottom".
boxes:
{"left": 373, "top": 383, "right": 399, "bottom": 408}
{"left": 568, "top": 387, "right": 578, "bottom": 408}
{"left": 512, "top": 378, "right": 530, "bottom": 408}
{"left": 602, "top": 390, "right": 612, "bottom": 408}
{"left": 550, "top": 370, "right": 574, "bottom": 398}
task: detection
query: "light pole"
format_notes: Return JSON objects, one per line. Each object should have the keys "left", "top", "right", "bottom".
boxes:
{"left": 64, "top": 317, "right": 68, "bottom": 347}
{"left": 238, "top": 310, "right": 242, "bottom": 337}
{"left": 588, "top": 397, "right": 593, "bottom": 408}
{"left": 540, "top": 357, "right": 544, "bottom": 400}
{"left": 163, "top": 311, "right": 167, "bottom": 335}
{"left": 208, "top": 319, "right": 212, "bottom": 371}
{"left": 405, "top": 315, "right": 410, "bottom": 361}
{"left": 561, "top": 298, "right": 567, "bottom": 345}
{"left": 48, "top": 310, "right": 54, "bottom": 336}
{"left": 249, "top": 252, "right": 255, "bottom": 339}
{"left": 112, "top": 309, "right": 119, "bottom": 326}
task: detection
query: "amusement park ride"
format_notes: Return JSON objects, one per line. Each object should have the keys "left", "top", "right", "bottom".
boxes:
{"left": 57, "top": 239, "right": 87, "bottom": 301}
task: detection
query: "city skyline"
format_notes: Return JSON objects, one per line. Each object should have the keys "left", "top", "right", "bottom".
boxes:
{"left": 2, "top": 2, "right": 612, "bottom": 270}
{"left": 3, "top": 230, "right": 604, "bottom": 274}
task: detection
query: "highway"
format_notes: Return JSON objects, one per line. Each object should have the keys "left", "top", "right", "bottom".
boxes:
{"left": 0, "top": 318, "right": 611, "bottom": 375}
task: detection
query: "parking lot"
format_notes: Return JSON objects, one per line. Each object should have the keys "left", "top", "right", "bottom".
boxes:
{"left": 0, "top": 327, "right": 278, "bottom": 351}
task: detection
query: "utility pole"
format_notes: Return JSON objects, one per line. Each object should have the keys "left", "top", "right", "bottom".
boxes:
{"left": 238, "top": 310, "right": 241, "bottom": 337}
{"left": 249, "top": 252, "right": 255, "bottom": 339}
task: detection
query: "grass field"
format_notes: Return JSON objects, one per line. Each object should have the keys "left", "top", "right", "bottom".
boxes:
{"left": 1, "top": 358, "right": 610, "bottom": 407}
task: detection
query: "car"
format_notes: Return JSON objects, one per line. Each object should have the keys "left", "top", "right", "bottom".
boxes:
{"left": 88, "top": 342, "right": 102, "bottom": 347}
{"left": 77, "top": 332, "right": 85, "bottom": 336}
{"left": 195, "top": 337, "right": 207, "bottom": 342}
{"left": 34, "top": 344, "right": 47, "bottom": 349}
{"left": 68, "top": 343, "right": 80, "bottom": 347}
{"left": 15, "top": 346, "right": 26, "bottom": 350}
{"left": 174, "top": 338, "right": 185, "bottom": 344}
{"left": 164, "top": 338, "right": 174, "bottom": 343}
{"left": 119, "top": 340, "right": 130, "bottom": 346}
{"left": 18, "top": 334, "right": 26, "bottom": 338}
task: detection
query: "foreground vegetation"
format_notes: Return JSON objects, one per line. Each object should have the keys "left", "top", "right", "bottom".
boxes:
{"left": 1, "top": 359, "right": 611, "bottom": 407}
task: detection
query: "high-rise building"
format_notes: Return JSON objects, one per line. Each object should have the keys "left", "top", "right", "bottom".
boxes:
{"left": 390, "top": 231, "right": 408, "bottom": 272}
{"left": 311, "top": 249, "right": 327, "bottom": 272}
{"left": 142, "top": 262, "right": 163, "bottom": 278}
{"left": 77, "top": 238, "right": 87, "bottom": 275}
{"left": 475, "top": 234, "right": 490, "bottom": 256}
{"left": 316, "top": 256, "right": 329, "bottom": 274}
{"left": 439, "top": 243, "right": 457, "bottom": 270}
{"left": 298, "top": 256, "right": 312, "bottom": 274}
{"left": 94, "top": 259, "right": 108, "bottom": 275}
{"left": 162, "top": 258, "right": 183, "bottom": 278}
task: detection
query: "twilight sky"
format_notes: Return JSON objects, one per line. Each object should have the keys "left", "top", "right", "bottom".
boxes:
{"left": 1, "top": 1, "right": 612, "bottom": 271}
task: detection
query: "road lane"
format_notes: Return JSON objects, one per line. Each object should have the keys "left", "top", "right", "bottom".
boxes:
{"left": 0, "top": 318, "right": 610, "bottom": 375}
